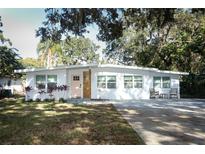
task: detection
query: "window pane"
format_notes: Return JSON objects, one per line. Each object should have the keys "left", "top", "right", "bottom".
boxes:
{"left": 97, "top": 82, "right": 106, "bottom": 88}
{"left": 162, "top": 77, "right": 170, "bottom": 82}
{"left": 107, "top": 76, "right": 116, "bottom": 82}
{"left": 36, "top": 75, "right": 46, "bottom": 83}
{"left": 97, "top": 76, "right": 106, "bottom": 88}
{"left": 124, "top": 82, "right": 133, "bottom": 88}
{"left": 47, "top": 83, "right": 57, "bottom": 90}
{"left": 107, "top": 82, "right": 116, "bottom": 88}
{"left": 134, "top": 82, "right": 143, "bottom": 88}
{"left": 134, "top": 76, "right": 143, "bottom": 88}
{"left": 73, "top": 76, "right": 80, "bottom": 81}
{"left": 153, "top": 77, "right": 161, "bottom": 88}
{"left": 48, "top": 75, "right": 57, "bottom": 83}
{"left": 124, "top": 76, "right": 133, "bottom": 88}
{"left": 47, "top": 75, "right": 57, "bottom": 90}
{"left": 154, "top": 77, "right": 161, "bottom": 82}
{"left": 36, "top": 75, "right": 46, "bottom": 89}
{"left": 97, "top": 76, "right": 106, "bottom": 82}
{"left": 162, "top": 77, "right": 170, "bottom": 88}
{"left": 134, "top": 76, "right": 142, "bottom": 81}
{"left": 124, "top": 76, "right": 133, "bottom": 82}
{"left": 107, "top": 76, "right": 116, "bottom": 89}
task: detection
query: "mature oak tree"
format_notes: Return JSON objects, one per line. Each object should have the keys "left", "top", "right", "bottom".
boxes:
{"left": 61, "top": 37, "right": 99, "bottom": 65}
{"left": 105, "top": 9, "right": 205, "bottom": 74}
{"left": 36, "top": 8, "right": 205, "bottom": 74}
{"left": 36, "top": 8, "right": 124, "bottom": 42}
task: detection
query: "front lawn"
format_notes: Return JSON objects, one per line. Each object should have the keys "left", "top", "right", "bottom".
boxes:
{"left": 0, "top": 98, "right": 144, "bottom": 144}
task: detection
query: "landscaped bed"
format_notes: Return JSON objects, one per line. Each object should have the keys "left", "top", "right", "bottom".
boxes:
{"left": 0, "top": 98, "right": 144, "bottom": 145}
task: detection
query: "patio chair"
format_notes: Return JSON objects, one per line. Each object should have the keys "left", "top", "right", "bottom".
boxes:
{"left": 150, "top": 88, "right": 159, "bottom": 99}
{"left": 159, "top": 93, "right": 169, "bottom": 99}
{"left": 170, "top": 88, "right": 178, "bottom": 99}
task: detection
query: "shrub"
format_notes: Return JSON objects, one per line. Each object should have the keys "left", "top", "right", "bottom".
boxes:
{"left": 35, "top": 98, "right": 41, "bottom": 102}
{"left": 57, "top": 85, "right": 68, "bottom": 91}
{"left": 17, "top": 98, "right": 25, "bottom": 103}
{"left": 181, "top": 74, "right": 205, "bottom": 98}
{"left": 38, "top": 90, "right": 46, "bottom": 95}
{"left": 43, "top": 98, "right": 49, "bottom": 102}
{"left": 26, "top": 99, "right": 33, "bottom": 102}
{"left": 13, "top": 94, "right": 24, "bottom": 98}
{"left": 25, "top": 86, "right": 32, "bottom": 92}
{"left": 37, "top": 84, "right": 45, "bottom": 90}
{"left": 50, "top": 98, "right": 55, "bottom": 102}
{"left": 59, "top": 98, "right": 65, "bottom": 103}
{"left": 43, "top": 98, "right": 55, "bottom": 102}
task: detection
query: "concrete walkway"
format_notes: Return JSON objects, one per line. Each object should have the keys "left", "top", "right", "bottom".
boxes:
{"left": 113, "top": 99, "right": 205, "bottom": 145}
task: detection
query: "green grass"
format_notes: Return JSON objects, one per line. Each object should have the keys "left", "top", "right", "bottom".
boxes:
{"left": 0, "top": 98, "right": 144, "bottom": 145}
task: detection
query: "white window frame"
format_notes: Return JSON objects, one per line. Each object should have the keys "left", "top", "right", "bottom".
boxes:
{"left": 107, "top": 75, "right": 116, "bottom": 89}
{"left": 124, "top": 75, "right": 143, "bottom": 89}
{"left": 36, "top": 75, "right": 46, "bottom": 89}
{"left": 97, "top": 75, "right": 117, "bottom": 89}
{"left": 36, "top": 75, "right": 58, "bottom": 90}
{"left": 153, "top": 76, "right": 162, "bottom": 88}
{"left": 47, "top": 75, "right": 58, "bottom": 90}
{"left": 162, "top": 77, "right": 171, "bottom": 88}
{"left": 153, "top": 76, "right": 171, "bottom": 89}
{"left": 97, "top": 75, "right": 106, "bottom": 88}
{"left": 124, "top": 75, "right": 133, "bottom": 88}
{"left": 134, "top": 76, "right": 143, "bottom": 88}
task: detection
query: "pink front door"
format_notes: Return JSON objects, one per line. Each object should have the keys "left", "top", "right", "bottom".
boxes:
{"left": 71, "top": 75, "right": 81, "bottom": 98}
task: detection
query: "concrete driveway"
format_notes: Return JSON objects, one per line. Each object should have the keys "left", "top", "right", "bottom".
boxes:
{"left": 112, "top": 99, "right": 205, "bottom": 145}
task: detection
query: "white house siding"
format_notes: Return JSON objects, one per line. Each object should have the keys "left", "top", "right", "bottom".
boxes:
{"left": 149, "top": 71, "right": 180, "bottom": 98}
{"left": 25, "top": 69, "right": 68, "bottom": 101}
{"left": 91, "top": 67, "right": 151, "bottom": 100}
{"left": 91, "top": 67, "right": 180, "bottom": 100}
{"left": 24, "top": 66, "right": 181, "bottom": 101}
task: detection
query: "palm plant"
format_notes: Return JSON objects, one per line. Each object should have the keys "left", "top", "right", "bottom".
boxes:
{"left": 37, "top": 40, "right": 62, "bottom": 67}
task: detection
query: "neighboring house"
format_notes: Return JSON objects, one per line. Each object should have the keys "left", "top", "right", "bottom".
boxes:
{"left": 0, "top": 78, "right": 24, "bottom": 95}
{"left": 14, "top": 64, "right": 188, "bottom": 101}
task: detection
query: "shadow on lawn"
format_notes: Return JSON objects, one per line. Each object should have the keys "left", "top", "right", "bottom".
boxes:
{"left": 0, "top": 99, "right": 144, "bottom": 145}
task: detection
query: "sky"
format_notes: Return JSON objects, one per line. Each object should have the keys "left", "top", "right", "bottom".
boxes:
{"left": 0, "top": 8, "right": 105, "bottom": 59}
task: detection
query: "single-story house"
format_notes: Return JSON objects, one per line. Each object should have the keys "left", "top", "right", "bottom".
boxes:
{"left": 14, "top": 64, "right": 188, "bottom": 101}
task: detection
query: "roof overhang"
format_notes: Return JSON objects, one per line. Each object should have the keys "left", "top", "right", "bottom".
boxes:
{"left": 14, "top": 63, "right": 189, "bottom": 75}
{"left": 97, "top": 64, "right": 189, "bottom": 75}
{"left": 14, "top": 64, "right": 98, "bottom": 73}
{"left": 153, "top": 70, "right": 189, "bottom": 75}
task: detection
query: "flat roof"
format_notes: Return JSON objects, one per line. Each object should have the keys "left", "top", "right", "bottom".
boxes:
{"left": 14, "top": 64, "right": 189, "bottom": 75}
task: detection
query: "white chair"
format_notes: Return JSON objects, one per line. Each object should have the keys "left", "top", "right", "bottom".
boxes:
{"left": 170, "top": 88, "right": 178, "bottom": 98}
{"left": 150, "top": 88, "right": 159, "bottom": 99}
